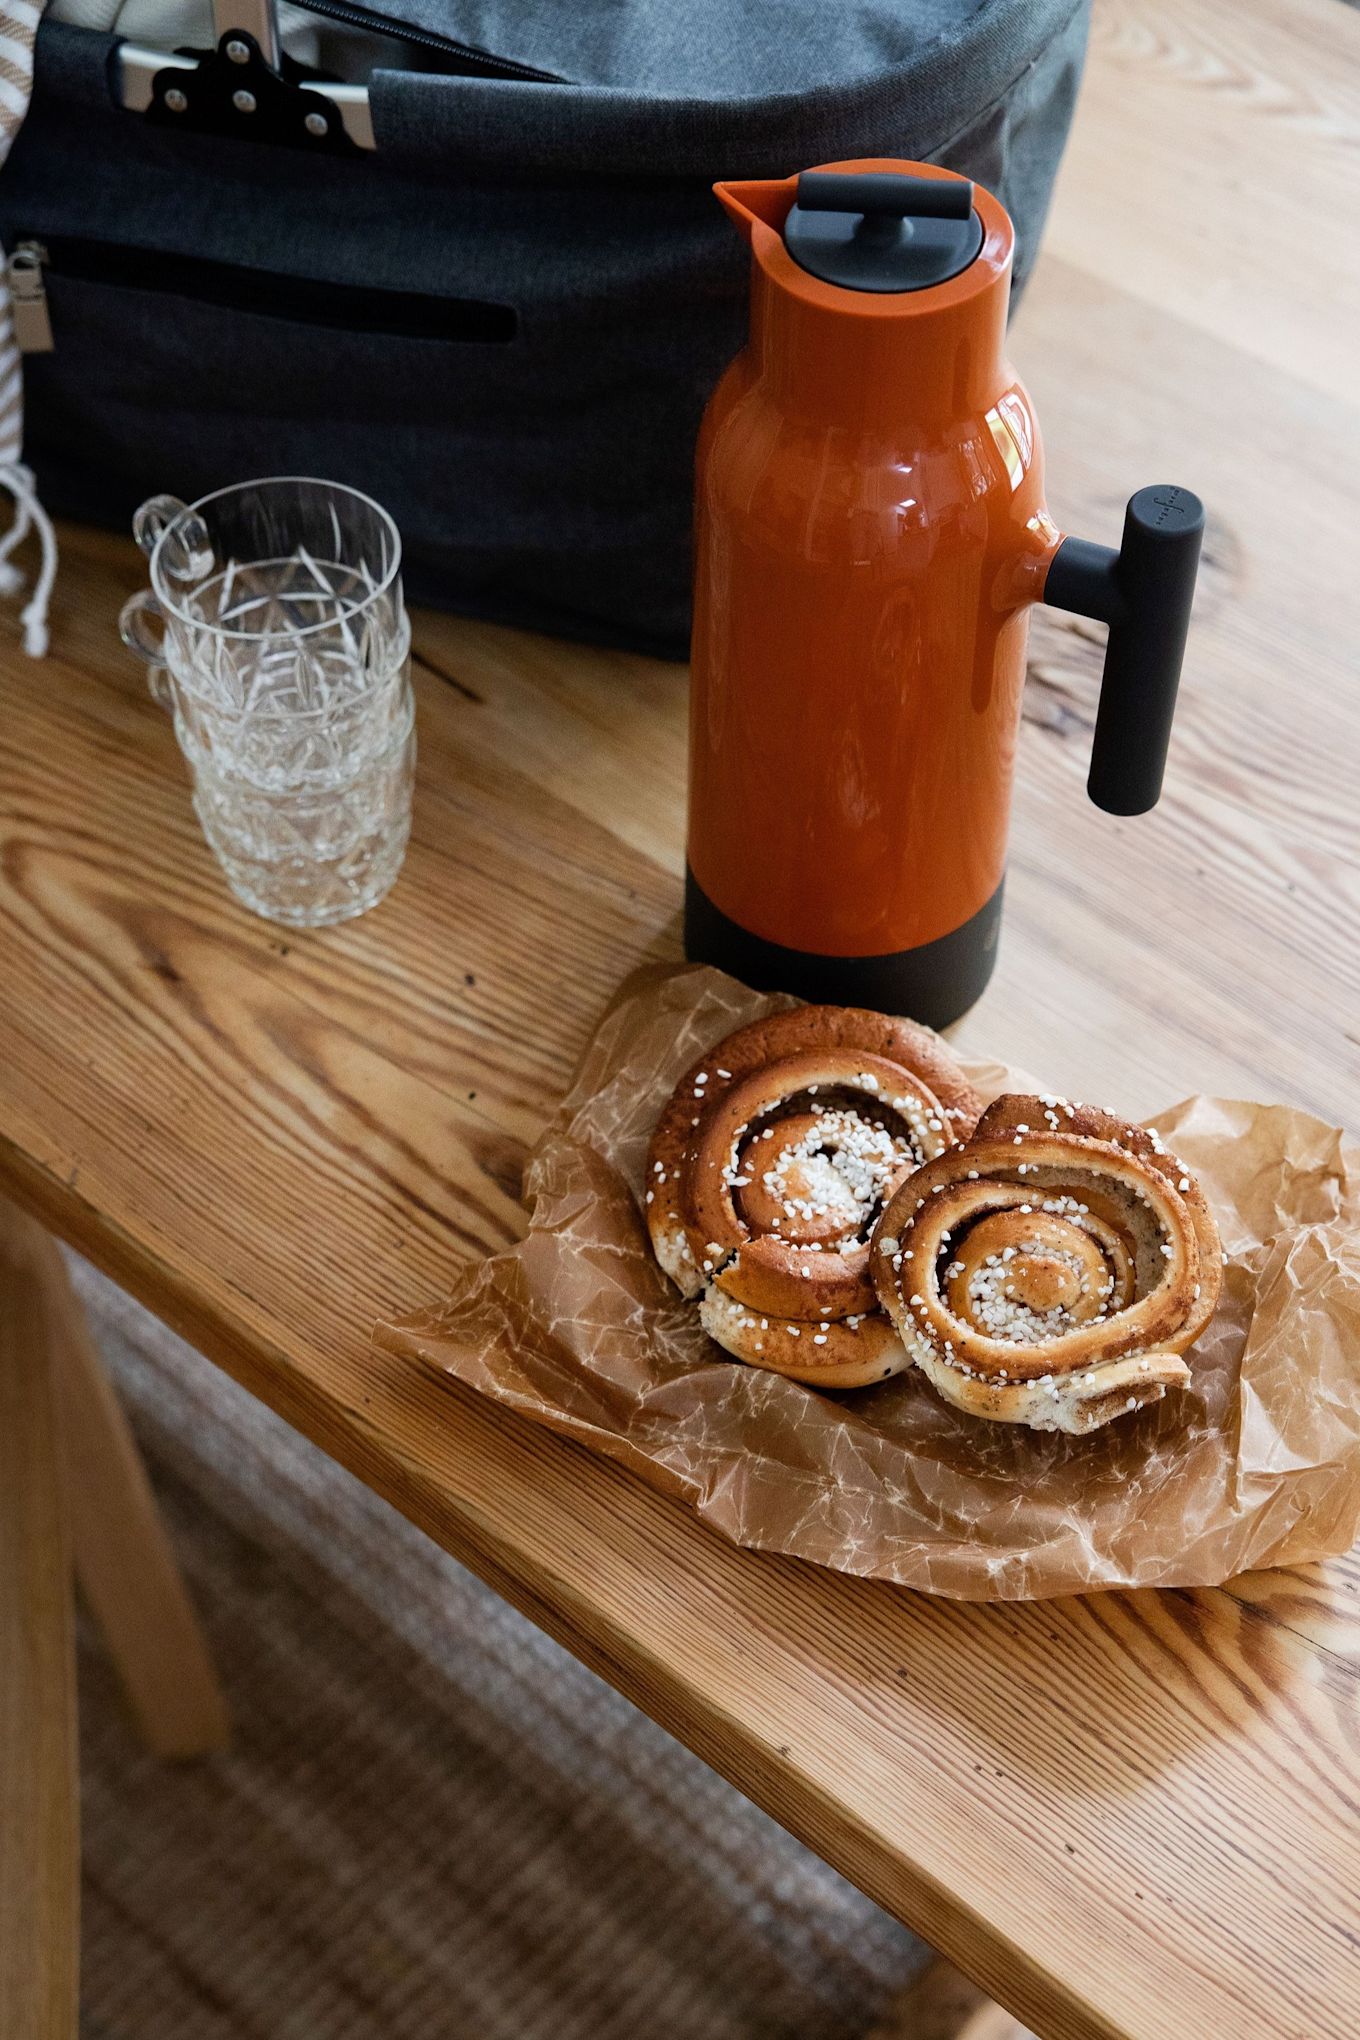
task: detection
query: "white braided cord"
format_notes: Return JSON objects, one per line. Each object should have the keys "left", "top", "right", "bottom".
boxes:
{"left": 0, "top": 0, "right": 55, "bottom": 656}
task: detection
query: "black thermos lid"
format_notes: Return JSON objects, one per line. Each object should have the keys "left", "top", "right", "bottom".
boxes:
{"left": 784, "top": 170, "right": 983, "bottom": 293}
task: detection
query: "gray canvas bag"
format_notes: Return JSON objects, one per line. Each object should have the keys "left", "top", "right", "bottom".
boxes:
{"left": 0, "top": 0, "right": 1090, "bottom": 656}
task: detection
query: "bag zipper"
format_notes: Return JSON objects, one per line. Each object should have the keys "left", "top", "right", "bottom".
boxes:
{"left": 9, "top": 235, "right": 517, "bottom": 347}
{"left": 8, "top": 242, "right": 54, "bottom": 353}
{"left": 299, "top": 0, "right": 567, "bottom": 82}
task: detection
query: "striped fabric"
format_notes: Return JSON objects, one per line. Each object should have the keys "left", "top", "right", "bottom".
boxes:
{"left": 0, "top": 0, "right": 55, "bottom": 656}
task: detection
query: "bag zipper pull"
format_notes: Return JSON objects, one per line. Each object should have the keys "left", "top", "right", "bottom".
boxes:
{"left": 8, "top": 242, "right": 54, "bottom": 354}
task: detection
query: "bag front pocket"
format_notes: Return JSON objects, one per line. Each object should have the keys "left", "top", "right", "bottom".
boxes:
{"left": 12, "top": 235, "right": 518, "bottom": 348}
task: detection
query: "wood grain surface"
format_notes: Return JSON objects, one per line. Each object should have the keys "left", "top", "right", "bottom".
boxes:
{"left": 872, "top": 1958, "right": 1037, "bottom": 2040}
{"left": 16, "top": 1210, "right": 231, "bottom": 1760}
{"left": 0, "top": 4, "right": 1357, "bottom": 2037}
{"left": 0, "top": 1226, "right": 79, "bottom": 2039}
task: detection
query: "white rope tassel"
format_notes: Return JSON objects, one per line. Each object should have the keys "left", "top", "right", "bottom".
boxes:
{"left": 0, "top": 0, "right": 51, "bottom": 653}
{"left": 0, "top": 460, "right": 57, "bottom": 655}
{"left": 0, "top": 481, "right": 29, "bottom": 592}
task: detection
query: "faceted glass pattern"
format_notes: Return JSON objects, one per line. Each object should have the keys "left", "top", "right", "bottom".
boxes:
{"left": 144, "top": 480, "right": 415, "bottom": 928}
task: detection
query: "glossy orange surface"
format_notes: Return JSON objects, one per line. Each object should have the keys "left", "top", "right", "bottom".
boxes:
{"left": 688, "top": 160, "right": 1062, "bottom": 956}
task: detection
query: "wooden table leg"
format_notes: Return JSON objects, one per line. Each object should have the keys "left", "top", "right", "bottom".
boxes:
{"left": 872, "top": 1956, "right": 1037, "bottom": 2040}
{"left": 3, "top": 1202, "right": 228, "bottom": 1759}
{"left": 0, "top": 1230, "right": 79, "bottom": 2040}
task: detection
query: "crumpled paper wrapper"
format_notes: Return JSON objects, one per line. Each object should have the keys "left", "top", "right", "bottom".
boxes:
{"left": 378, "top": 966, "right": 1360, "bottom": 1598}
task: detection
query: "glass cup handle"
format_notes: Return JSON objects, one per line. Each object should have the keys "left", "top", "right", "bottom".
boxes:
{"left": 132, "top": 493, "right": 213, "bottom": 583}
{"left": 132, "top": 495, "right": 188, "bottom": 556}
{"left": 119, "top": 589, "right": 172, "bottom": 707}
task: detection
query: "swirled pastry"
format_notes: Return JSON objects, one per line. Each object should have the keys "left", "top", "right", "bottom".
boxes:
{"left": 645, "top": 1006, "right": 980, "bottom": 1388}
{"left": 871, "top": 1093, "right": 1223, "bottom": 1433}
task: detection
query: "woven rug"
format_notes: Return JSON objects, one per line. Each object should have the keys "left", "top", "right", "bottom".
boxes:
{"left": 70, "top": 1255, "right": 926, "bottom": 2040}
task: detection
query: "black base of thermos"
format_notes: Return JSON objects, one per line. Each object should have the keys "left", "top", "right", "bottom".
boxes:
{"left": 683, "top": 870, "right": 1004, "bottom": 1032}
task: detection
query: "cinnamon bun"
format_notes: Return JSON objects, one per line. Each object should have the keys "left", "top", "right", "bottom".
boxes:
{"left": 646, "top": 1006, "right": 980, "bottom": 1388}
{"left": 871, "top": 1093, "right": 1223, "bottom": 1432}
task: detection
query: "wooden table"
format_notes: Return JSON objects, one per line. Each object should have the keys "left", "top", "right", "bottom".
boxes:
{"left": 2, "top": 2, "right": 1357, "bottom": 2034}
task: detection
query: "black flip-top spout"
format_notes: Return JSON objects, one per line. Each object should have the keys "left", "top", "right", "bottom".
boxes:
{"left": 1044, "top": 486, "right": 1205, "bottom": 816}
{"left": 785, "top": 169, "right": 982, "bottom": 293}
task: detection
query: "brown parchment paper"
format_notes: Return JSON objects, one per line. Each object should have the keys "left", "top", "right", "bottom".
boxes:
{"left": 377, "top": 966, "right": 1360, "bottom": 1598}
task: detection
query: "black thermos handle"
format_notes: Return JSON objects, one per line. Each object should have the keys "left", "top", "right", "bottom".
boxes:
{"left": 1043, "top": 485, "right": 1205, "bottom": 816}
{"left": 796, "top": 170, "right": 973, "bottom": 221}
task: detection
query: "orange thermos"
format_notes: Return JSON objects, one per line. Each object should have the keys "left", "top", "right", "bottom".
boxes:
{"left": 685, "top": 161, "right": 1203, "bottom": 1026}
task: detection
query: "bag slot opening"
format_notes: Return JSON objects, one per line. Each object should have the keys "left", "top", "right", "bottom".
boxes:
{"left": 27, "top": 235, "right": 517, "bottom": 343}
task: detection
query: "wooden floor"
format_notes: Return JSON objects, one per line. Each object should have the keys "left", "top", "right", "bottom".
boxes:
{"left": 0, "top": 3, "right": 1357, "bottom": 2037}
